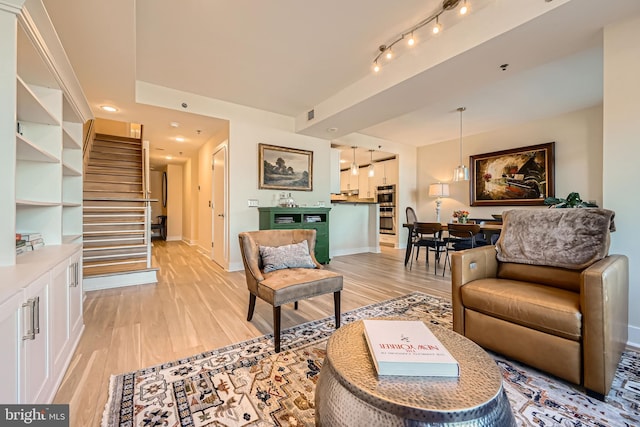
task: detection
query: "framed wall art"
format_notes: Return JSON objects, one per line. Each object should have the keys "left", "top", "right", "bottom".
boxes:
{"left": 470, "top": 142, "right": 555, "bottom": 206}
{"left": 258, "top": 143, "right": 313, "bottom": 191}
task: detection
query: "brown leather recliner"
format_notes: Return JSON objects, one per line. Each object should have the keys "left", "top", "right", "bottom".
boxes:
{"left": 451, "top": 209, "right": 629, "bottom": 399}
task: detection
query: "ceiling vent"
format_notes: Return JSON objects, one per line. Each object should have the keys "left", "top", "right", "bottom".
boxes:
{"left": 307, "top": 109, "right": 315, "bottom": 121}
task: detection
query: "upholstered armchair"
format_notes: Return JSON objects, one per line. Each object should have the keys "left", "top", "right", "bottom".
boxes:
{"left": 238, "top": 229, "right": 343, "bottom": 353}
{"left": 451, "top": 209, "right": 628, "bottom": 399}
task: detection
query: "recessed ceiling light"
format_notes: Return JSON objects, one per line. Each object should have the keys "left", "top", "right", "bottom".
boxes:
{"left": 170, "top": 122, "right": 180, "bottom": 128}
{"left": 166, "top": 155, "right": 173, "bottom": 160}
{"left": 100, "top": 105, "right": 118, "bottom": 112}
{"left": 327, "top": 127, "right": 338, "bottom": 133}
{"left": 175, "top": 137, "right": 185, "bottom": 142}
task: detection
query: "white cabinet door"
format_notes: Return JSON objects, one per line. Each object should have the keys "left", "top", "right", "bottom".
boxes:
{"left": 358, "top": 170, "right": 372, "bottom": 199}
{"left": 340, "top": 170, "right": 348, "bottom": 192}
{"left": 384, "top": 159, "right": 398, "bottom": 186}
{"left": 0, "top": 292, "right": 23, "bottom": 403}
{"left": 68, "top": 250, "right": 83, "bottom": 344}
{"left": 50, "top": 260, "right": 69, "bottom": 376}
{"left": 21, "top": 273, "right": 51, "bottom": 404}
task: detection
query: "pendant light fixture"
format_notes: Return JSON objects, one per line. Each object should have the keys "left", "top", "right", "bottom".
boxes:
{"left": 368, "top": 149, "right": 375, "bottom": 177}
{"left": 350, "top": 146, "right": 359, "bottom": 176}
{"left": 453, "top": 107, "right": 470, "bottom": 181}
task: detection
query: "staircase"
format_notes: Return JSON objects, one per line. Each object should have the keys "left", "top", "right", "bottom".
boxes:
{"left": 82, "top": 133, "right": 158, "bottom": 290}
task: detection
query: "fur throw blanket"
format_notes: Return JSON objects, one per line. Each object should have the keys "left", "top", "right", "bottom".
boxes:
{"left": 495, "top": 208, "right": 615, "bottom": 270}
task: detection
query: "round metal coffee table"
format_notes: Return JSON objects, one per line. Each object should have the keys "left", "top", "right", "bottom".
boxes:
{"left": 315, "top": 319, "right": 516, "bottom": 426}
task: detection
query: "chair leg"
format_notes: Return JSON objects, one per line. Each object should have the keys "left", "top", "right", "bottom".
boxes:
{"left": 247, "top": 293, "right": 256, "bottom": 321}
{"left": 334, "top": 291, "right": 341, "bottom": 329}
{"left": 273, "top": 306, "right": 281, "bottom": 353}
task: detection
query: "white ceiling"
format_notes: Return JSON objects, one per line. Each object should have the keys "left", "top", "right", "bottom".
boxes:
{"left": 40, "top": 0, "right": 640, "bottom": 168}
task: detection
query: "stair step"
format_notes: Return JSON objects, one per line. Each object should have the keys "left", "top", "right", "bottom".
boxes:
{"left": 82, "top": 263, "right": 152, "bottom": 277}
{"left": 83, "top": 236, "right": 146, "bottom": 244}
{"left": 84, "top": 169, "right": 141, "bottom": 177}
{"left": 83, "top": 244, "right": 147, "bottom": 252}
{"left": 95, "top": 134, "right": 142, "bottom": 144}
{"left": 84, "top": 180, "right": 142, "bottom": 185}
{"left": 83, "top": 252, "right": 147, "bottom": 261}
{"left": 83, "top": 259, "right": 148, "bottom": 268}
{"left": 84, "top": 229, "right": 145, "bottom": 235}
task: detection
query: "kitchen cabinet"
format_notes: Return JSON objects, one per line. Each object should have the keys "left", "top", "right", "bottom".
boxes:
{"left": 358, "top": 170, "right": 374, "bottom": 199}
{"left": 340, "top": 170, "right": 359, "bottom": 193}
{"left": 258, "top": 207, "right": 331, "bottom": 263}
{"left": 376, "top": 159, "right": 398, "bottom": 187}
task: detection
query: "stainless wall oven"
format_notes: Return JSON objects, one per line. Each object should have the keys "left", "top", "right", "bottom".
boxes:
{"left": 377, "top": 184, "right": 396, "bottom": 235}
{"left": 379, "top": 206, "right": 396, "bottom": 234}
{"left": 376, "top": 184, "right": 396, "bottom": 206}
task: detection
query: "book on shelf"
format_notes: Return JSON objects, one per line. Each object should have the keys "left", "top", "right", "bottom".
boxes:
{"left": 362, "top": 319, "right": 460, "bottom": 377}
{"left": 16, "top": 239, "right": 26, "bottom": 248}
{"left": 17, "top": 232, "right": 42, "bottom": 241}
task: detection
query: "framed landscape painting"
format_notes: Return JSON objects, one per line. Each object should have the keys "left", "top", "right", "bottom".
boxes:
{"left": 470, "top": 142, "right": 555, "bottom": 206}
{"left": 259, "top": 143, "right": 313, "bottom": 191}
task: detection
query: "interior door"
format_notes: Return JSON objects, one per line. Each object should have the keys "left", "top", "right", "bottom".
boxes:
{"left": 211, "top": 145, "right": 227, "bottom": 267}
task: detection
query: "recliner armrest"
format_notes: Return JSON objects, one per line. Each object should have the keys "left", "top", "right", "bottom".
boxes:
{"left": 581, "top": 254, "right": 629, "bottom": 396}
{"left": 451, "top": 245, "right": 499, "bottom": 334}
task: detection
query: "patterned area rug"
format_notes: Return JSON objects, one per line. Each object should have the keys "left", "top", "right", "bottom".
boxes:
{"left": 102, "top": 292, "right": 640, "bottom": 427}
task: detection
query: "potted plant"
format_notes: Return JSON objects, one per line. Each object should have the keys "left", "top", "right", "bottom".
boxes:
{"left": 544, "top": 192, "right": 598, "bottom": 208}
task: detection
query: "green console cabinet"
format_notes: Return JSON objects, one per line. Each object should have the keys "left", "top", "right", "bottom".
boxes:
{"left": 258, "top": 207, "right": 331, "bottom": 264}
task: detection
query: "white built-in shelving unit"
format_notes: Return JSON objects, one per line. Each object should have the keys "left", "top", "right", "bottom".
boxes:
{"left": 0, "top": 0, "right": 92, "bottom": 404}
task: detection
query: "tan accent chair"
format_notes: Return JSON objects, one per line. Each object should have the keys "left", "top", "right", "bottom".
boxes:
{"left": 238, "top": 229, "right": 343, "bottom": 353}
{"left": 452, "top": 245, "right": 628, "bottom": 399}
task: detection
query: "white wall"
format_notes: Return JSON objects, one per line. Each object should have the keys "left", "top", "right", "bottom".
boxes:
{"left": 149, "top": 169, "right": 164, "bottom": 220}
{"left": 416, "top": 106, "right": 603, "bottom": 222}
{"left": 166, "top": 164, "right": 183, "bottom": 241}
{"left": 603, "top": 16, "right": 640, "bottom": 346}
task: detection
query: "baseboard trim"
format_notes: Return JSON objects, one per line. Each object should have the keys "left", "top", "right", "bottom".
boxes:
{"left": 331, "top": 247, "right": 380, "bottom": 257}
{"left": 84, "top": 269, "right": 158, "bottom": 291}
{"left": 628, "top": 324, "right": 640, "bottom": 349}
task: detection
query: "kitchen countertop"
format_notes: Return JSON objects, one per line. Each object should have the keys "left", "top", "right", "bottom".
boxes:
{"left": 331, "top": 200, "right": 379, "bottom": 204}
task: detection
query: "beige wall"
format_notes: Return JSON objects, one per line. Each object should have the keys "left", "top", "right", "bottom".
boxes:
{"left": 603, "top": 16, "right": 640, "bottom": 345}
{"left": 416, "top": 106, "right": 604, "bottom": 222}
{"left": 94, "top": 117, "right": 141, "bottom": 139}
{"left": 149, "top": 169, "right": 165, "bottom": 221}
{"left": 166, "top": 164, "right": 183, "bottom": 241}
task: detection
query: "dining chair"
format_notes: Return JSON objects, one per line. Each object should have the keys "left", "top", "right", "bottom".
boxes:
{"left": 442, "top": 223, "right": 481, "bottom": 276}
{"left": 410, "top": 222, "right": 447, "bottom": 274}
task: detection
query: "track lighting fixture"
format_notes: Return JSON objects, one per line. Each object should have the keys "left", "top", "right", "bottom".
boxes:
{"left": 372, "top": 0, "right": 470, "bottom": 72}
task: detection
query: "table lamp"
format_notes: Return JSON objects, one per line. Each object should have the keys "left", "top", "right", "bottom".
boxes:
{"left": 429, "top": 183, "right": 450, "bottom": 223}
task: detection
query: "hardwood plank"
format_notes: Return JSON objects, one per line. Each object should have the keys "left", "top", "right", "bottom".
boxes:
{"left": 54, "top": 240, "right": 451, "bottom": 426}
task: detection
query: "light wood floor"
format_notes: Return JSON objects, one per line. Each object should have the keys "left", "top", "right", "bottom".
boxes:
{"left": 53, "top": 240, "right": 452, "bottom": 427}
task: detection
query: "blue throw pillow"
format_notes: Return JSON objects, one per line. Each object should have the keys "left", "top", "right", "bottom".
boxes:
{"left": 259, "top": 240, "right": 316, "bottom": 273}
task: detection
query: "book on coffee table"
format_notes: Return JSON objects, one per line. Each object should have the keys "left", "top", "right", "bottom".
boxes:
{"left": 362, "top": 319, "right": 460, "bottom": 377}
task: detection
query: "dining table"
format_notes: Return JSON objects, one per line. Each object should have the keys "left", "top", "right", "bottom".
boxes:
{"left": 402, "top": 222, "right": 503, "bottom": 266}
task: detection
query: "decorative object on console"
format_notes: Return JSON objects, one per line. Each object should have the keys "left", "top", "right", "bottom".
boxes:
{"left": 428, "top": 182, "right": 449, "bottom": 222}
{"left": 453, "top": 107, "right": 470, "bottom": 182}
{"left": 452, "top": 210, "right": 469, "bottom": 223}
{"left": 544, "top": 192, "right": 598, "bottom": 208}
{"left": 259, "top": 143, "right": 313, "bottom": 191}
{"left": 470, "top": 142, "right": 555, "bottom": 206}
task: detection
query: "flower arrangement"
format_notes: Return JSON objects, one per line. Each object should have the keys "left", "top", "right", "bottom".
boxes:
{"left": 453, "top": 210, "right": 470, "bottom": 223}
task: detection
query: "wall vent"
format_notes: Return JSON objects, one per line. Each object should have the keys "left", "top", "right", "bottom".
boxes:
{"left": 307, "top": 109, "right": 315, "bottom": 121}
